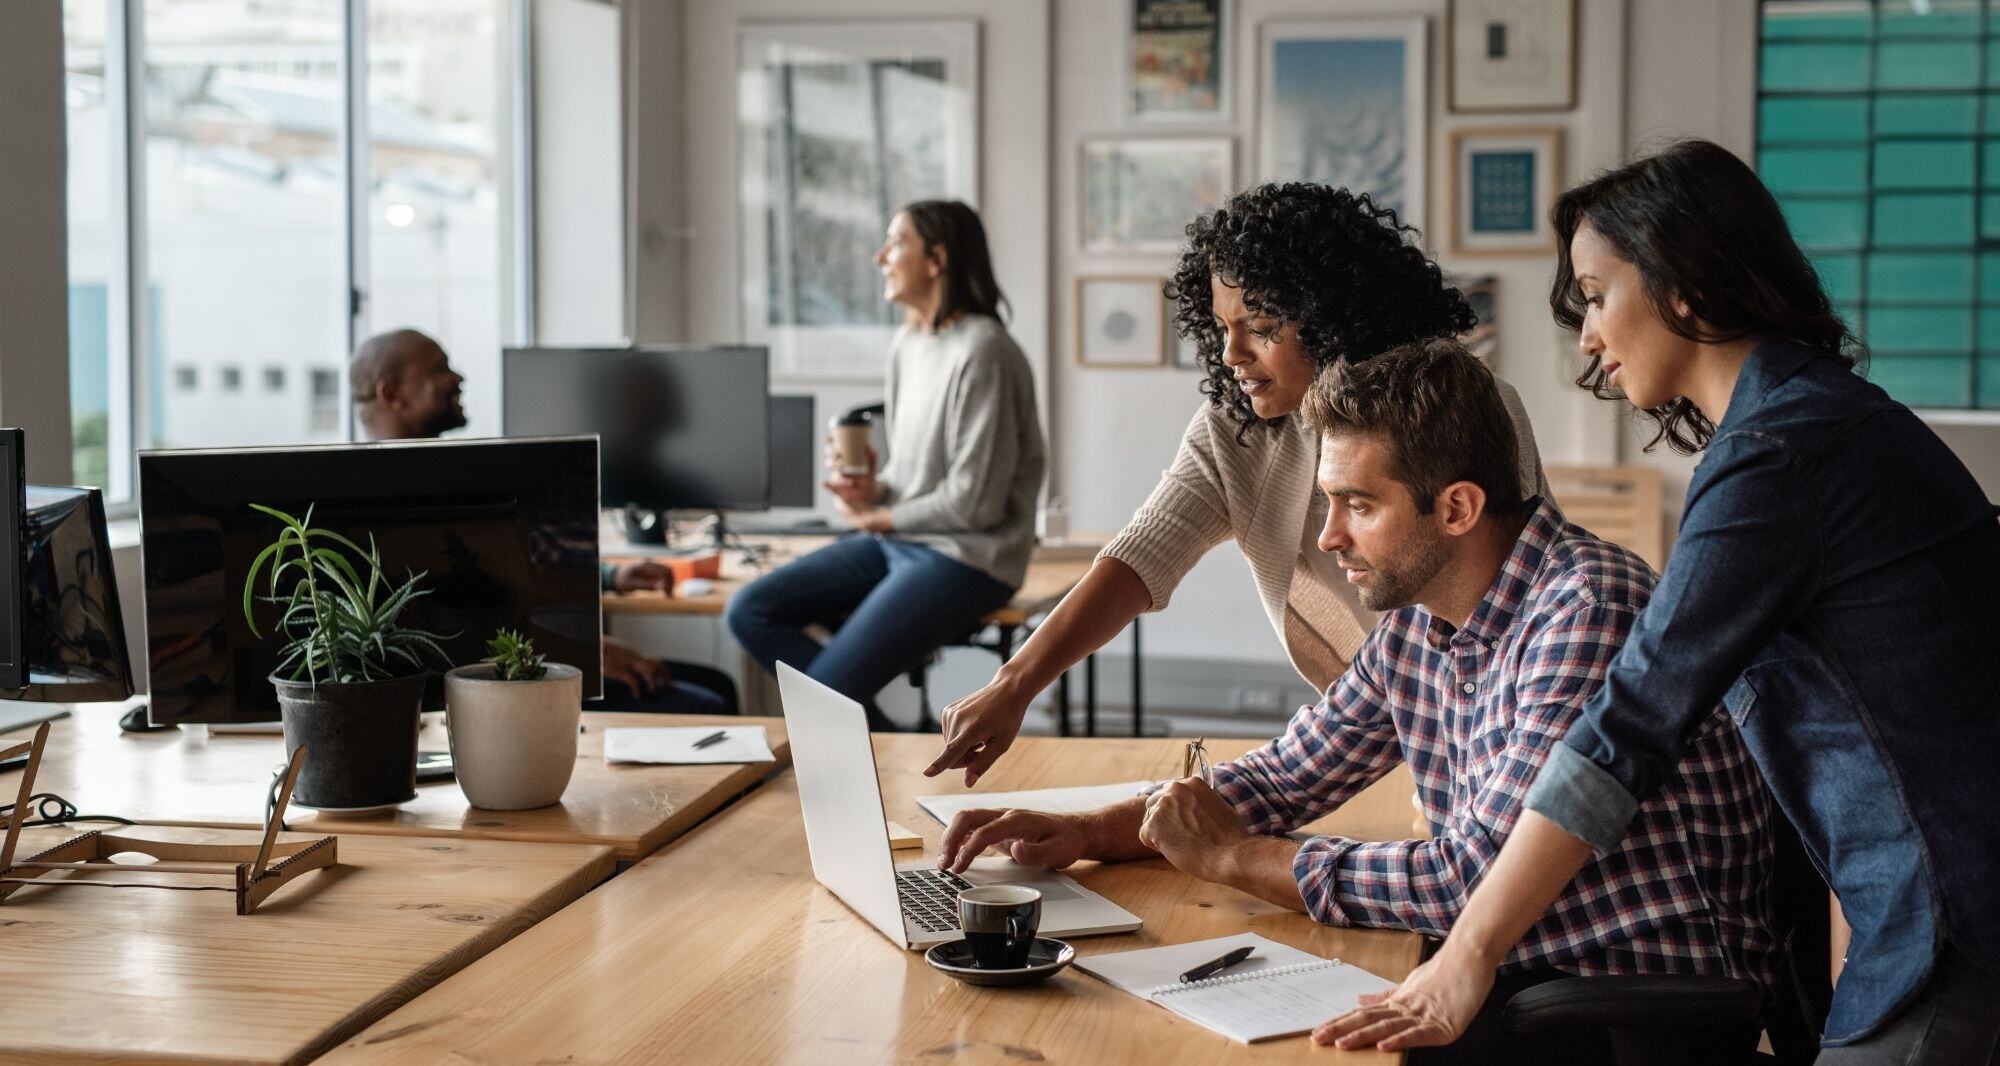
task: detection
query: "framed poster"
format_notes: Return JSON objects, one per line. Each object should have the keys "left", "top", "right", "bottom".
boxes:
{"left": 1080, "top": 137, "right": 1233, "bottom": 254}
{"left": 1130, "top": 0, "right": 1229, "bottom": 121}
{"left": 737, "top": 20, "right": 980, "bottom": 381}
{"left": 1257, "top": 18, "right": 1428, "bottom": 232}
{"left": 1449, "top": 0, "right": 1576, "bottom": 112}
{"left": 1076, "top": 276, "right": 1167, "bottom": 367}
{"left": 1447, "top": 272, "right": 1499, "bottom": 361}
{"left": 1447, "top": 127, "right": 1561, "bottom": 256}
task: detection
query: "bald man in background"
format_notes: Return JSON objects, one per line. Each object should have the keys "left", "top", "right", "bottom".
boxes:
{"left": 349, "top": 329, "right": 737, "bottom": 715}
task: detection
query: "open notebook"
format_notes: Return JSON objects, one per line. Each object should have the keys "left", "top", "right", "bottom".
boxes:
{"left": 1075, "top": 933, "right": 1396, "bottom": 1044}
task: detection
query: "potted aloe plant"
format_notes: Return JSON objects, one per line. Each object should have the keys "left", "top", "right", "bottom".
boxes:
{"left": 243, "top": 504, "right": 451, "bottom": 811}
{"left": 443, "top": 629, "right": 582, "bottom": 810}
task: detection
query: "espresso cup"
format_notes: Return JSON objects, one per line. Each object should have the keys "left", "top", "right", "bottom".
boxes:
{"left": 829, "top": 416, "right": 872, "bottom": 476}
{"left": 958, "top": 884, "right": 1041, "bottom": 969}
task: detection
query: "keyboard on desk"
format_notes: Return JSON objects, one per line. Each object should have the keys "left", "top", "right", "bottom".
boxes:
{"left": 896, "top": 867, "right": 974, "bottom": 933}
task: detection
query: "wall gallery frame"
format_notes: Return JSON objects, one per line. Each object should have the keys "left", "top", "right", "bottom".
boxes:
{"left": 1447, "top": 127, "right": 1562, "bottom": 256}
{"left": 736, "top": 19, "right": 980, "bottom": 381}
{"left": 1076, "top": 276, "right": 1166, "bottom": 368}
{"left": 1080, "top": 137, "right": 1233, "bottom": 254}
{"left": 1448, "top": 0, "right": 1577, "bottom": 112}
{"left": 1257, "top": 18, "right": 1428, "bottom": 233}
{"left": 1129, "top": 0, "right": 1229, "bottom": 122}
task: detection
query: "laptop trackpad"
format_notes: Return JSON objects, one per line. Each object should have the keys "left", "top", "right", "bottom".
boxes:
{"left": 959, "top": 859, "right": 1085, "bottom": 901}
{"left": 984, "top": 876, "right": 1082, "bottom": 902}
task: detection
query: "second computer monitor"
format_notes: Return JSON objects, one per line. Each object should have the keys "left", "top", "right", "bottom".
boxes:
{"left": 502, "top": 346, "right": 770, "bottom": 512}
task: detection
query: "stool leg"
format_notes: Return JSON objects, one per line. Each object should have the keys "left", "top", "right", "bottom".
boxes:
{"left": 1131, "top": 617, "right": 1143, "bottom": 738}
{"left": 1086, "top": 653, "right": 1098, "bottom": 737}
{"left": 1057, "top": 670, "right": 1072, "bottom": 737}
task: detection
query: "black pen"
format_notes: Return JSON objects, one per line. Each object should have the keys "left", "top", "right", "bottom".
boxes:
{"left": 691, "top": 729, "right": 729, "bottom": 750}
{"left": 1179, "top": 945, "right": 1254, "bottom": 983}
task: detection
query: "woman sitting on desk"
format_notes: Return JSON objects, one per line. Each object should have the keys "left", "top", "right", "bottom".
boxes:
{"left": 726, "top": 201, "right": 1046, "bottom": 729}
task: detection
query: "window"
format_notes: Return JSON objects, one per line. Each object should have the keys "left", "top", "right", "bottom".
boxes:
{"left": 1758, "top": 0, "right": 2000, "bottom": 409}
{"left": 63, "top": 0, "right": 525, "bottom": 505}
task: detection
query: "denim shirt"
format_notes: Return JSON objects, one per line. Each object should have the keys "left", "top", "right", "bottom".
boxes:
{"left": 1525, "top": 338, "right": 2000, "bottom": 1045}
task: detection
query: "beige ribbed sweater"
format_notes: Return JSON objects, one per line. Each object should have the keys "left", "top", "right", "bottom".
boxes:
{"left": 1101, "top": 381, "right": 1546, "bottom": 693}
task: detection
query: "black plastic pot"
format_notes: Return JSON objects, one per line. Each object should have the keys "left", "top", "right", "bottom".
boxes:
{"left": 270, "top": 673, "right": 427, "bottom": 810}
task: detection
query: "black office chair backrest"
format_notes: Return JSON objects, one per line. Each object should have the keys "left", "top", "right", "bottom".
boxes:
{"left": 1764, "top": 811, "right": 1832, "bottom": 1063}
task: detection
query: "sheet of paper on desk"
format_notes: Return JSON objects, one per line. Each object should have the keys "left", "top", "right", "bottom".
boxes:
{"left": 915, "top": 781, "right": 1155, "bottom": 825}
{"left": 602, "top": 726, "right": 775, "bottom": 765}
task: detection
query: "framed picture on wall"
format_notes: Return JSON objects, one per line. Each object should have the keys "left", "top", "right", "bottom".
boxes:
{"left": 1448, "top": 0, "right": 1576, "bottom": 112}
{"left": 1447, "top": 127, "right": 1561, "bottom": 256}
{"left": 1129, "top": 0, "right": 1229, "bottom": 121}
{"left": 1080, "top": 137, "right": 1233, "bottom": 254}
{"left": 737, "top": 20, "right": 980, "bottom": 381}
{"left": 1447, "top": 272, "right": 1500, "bottom": 361}
{"left": 1257, "top": 18, "right": 1428, "bottom": 232}
{"left": 1076, "top": 276, "right": 1166, "bottom": 368}
{"left": 1171, "top": 328, "right": 1205, "bottom": 370}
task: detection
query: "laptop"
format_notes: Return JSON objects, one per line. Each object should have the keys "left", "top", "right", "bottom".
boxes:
{"left": 778, "top": 662, "right": 1142, "bottom": 950}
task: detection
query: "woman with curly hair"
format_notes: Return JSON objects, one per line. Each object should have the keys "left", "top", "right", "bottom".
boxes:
{"left": 925, "top": 182, "right": 1546, "bottom": 784}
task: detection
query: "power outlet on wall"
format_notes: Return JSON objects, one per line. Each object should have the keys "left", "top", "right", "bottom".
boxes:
{"left": 1230, "top": 686, "right": 1286, "bottom": 715}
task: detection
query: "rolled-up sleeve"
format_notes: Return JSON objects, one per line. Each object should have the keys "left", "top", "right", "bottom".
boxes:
{"left": 1527, "top": 430, "right": 1823, "bottom": 852}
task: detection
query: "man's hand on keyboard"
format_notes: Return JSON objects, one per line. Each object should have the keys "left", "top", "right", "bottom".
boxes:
{"left": 939, "top": 809, "right": 1088, "bottom": 875}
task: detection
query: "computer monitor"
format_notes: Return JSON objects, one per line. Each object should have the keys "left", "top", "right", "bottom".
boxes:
{"left": 137, "top": 436, "right": 602, "bottom": 727}
{"left": 769, "top": 394, "right": 816, "bottom": 509}
{"left": 13, "top": 483, "right": 133, "bottom": 704}
{"left": 501, "top": 346, "right": 771, "bottom": 513}
{"left": 0, "top": 429, "right": 23, "bottom": 690}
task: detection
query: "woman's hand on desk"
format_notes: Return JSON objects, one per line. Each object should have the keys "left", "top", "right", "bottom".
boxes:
{"left": 938, "top": 809, "right": 1089, "bottom": 875}
{"left": 1311, "top": 942, "right": 1494, "bottom": 1052}
{"left": 927, "top": 678, "right": 1031, "bottom": 786}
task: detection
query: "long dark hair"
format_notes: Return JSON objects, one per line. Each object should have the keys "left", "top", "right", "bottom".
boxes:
{"left": 1166, "top": 183, "right": 1474, "bottom": 442}
{"left": 1551, "top": 139, "right": 1862, "bottom": 453}
{"left": 899, "top": 199, "right": 1009, "bottom": 329}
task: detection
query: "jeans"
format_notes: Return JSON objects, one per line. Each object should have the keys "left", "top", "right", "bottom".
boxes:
{"left": 1816, "top": 944, "right": 2000, "bottom": 1065}
{"left": 725, "top": 535, "right": 1015, "bottom": 728}
{"left": 594, "top": 659, "right": 739, "bottom": 716}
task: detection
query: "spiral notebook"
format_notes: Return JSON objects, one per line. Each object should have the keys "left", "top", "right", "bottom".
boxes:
{"left": 1075, "top": 933, "right": 1396, "bottom": 1044}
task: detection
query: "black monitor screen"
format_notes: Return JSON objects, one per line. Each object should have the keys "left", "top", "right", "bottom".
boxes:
{"left": 19, "top": 484, "right": 131, "bottom": 703}
{"left": 0, "top": 429, "right": 21, "bottom": 690}
{"left": 502, "top": 346, "right": 770, "bottom": 511}
{"left": 138, "top": 436, "right": 602, "bottom": 726}
{"left": 769, "top": 395, "right": 815, "bottom": 509}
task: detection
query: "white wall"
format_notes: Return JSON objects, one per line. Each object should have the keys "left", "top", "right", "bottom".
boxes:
{"left": 0, "top": 2, "right": 76, "bottom": 483}
{"left": 532, "top": 0, "right": 626, "bottom": 345}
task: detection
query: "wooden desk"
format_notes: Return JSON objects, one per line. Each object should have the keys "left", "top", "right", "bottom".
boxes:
{"left": 0, "top": 710, "right": 789, "bottom": 863}
{"left": 606, "top": 537, "right": 1143, "bottom": 737}
{"left": 0, "top": 824, "right": 612, "bottom": 1064}
{"left": 330, "top": 737, "right": 1423, "bottom": 1064}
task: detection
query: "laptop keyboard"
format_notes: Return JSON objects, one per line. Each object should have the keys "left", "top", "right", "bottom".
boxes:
{"left": 896, "top": 867, "right": 975, "bottom": 933}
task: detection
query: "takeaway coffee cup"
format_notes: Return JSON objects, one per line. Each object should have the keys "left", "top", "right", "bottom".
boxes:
{"left": 958, "top": 884, "right": 1041, "bottom": 969}
{"left": 830, "top": 413, "right": 872, "bottom": 476}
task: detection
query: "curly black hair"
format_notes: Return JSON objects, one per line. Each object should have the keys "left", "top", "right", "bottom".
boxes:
{"left": 1166, "top": 183, "right": 1474, "bottom": 442}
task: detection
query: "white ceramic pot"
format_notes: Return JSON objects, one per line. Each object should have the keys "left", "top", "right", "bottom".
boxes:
{"left": 444, "top": 662, "right": 582, "bottom": 810}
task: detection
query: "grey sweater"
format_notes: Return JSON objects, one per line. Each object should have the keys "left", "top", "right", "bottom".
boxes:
{"left": 880, "top": 315, "right": 1047, "bottom": 589}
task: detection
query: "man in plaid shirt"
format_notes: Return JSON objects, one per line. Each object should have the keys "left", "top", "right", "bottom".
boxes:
{"left": 941, "top": 339, "right": 1775, "bottom": 1062}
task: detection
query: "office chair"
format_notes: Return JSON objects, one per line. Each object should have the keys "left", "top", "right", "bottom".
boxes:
{"left": 1500, "top": 815, "right": 1832, "bottom": 1066}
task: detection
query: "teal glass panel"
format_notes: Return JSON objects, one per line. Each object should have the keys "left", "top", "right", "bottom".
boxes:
{"left": 1837, "top": 302, "right": 1865, "bottom": 334}
{"left": 1981, "top": 253, "right": 2000, "bottom": 300}
{"left": 1984, "top": 142, "right": 2000, "bottom": 186}
{"left": 1874, "top": 194, "right": 1975, "bottom": 245}
{"left": 1813, "top": 253, "right": 1864, "bottom": 301}
{"left": 1867, "top": 305, "right": 1972, "bottom": 349}
{"left": 1763, "top": 147, "right": 1870, "bottom": 193}
{"left": 1760, "top": 97, "right": 1871, "bottom": 143}
{"left": 1879, "top": 2, "right": 1981, "bottom": 37}
{"left": 1977, "top": 356, "right": 2000, "bottom": 407}
{"left": 1875, "top": 141, "right": 1976, "bottom": 188}
{"left": 1868, "top": 353, "right": 1972, "bottom": 407}
{"left": 1876, "top": 95, "right": 1978, "bottom": 136}
{"left": 1985, "top": 194, "right": 2000, "bottom": 237}
{"left": 1784, "top": 197, "right": 1870, "bottom": 249}
{"left": 1762, "top": 43, "right": 1872, "bottom": 91}
{"left": 1979, "top": 308, "right": 2000, "bottom": 349}
{"left": 1868, "top": 252, "right": 1975, "bottom": 299}
{"left": 1879, "top": 42, "right": 1981, "bottom": 89}
{"left": 1986, "top": 95, "right": 2000, "bottom": 134}
{"left": 1761, "top": 4, "right": 1872, "bottom": 39}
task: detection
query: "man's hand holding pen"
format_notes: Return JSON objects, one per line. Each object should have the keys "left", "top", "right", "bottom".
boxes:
{"left": 1139, "top": 776, "right": 1253, "bottom": 882}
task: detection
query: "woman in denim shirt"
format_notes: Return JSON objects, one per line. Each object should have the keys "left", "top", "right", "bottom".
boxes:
{"left": 1321, "top": 140, "right": 2000, "bottom": 1063}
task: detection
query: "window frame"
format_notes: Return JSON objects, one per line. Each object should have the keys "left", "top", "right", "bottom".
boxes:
{"left": 80, "top": 0, "right": 533, "bottom": 517}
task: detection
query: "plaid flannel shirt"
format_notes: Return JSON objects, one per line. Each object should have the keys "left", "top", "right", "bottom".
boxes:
{"left": 1210, "top": 499, "right": 1777, "bottom": 985}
